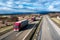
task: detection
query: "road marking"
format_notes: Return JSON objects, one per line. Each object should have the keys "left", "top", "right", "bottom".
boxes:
{"left": 37, "top": 31, "right": 39, "bottom": 33}
{"left": 16, "top": 31, "right": 22, "bottom": 36}
{"left": 36, "top": 34, "right": 37, "bottom": 36}
{"left": 34, "top": 39, "right": 36, "bottom": 40}
{"left": 22, "top": 28, "right": 32, "bottom": 40}
{"left": 48, "top": 27, "right": 49, "bottom": 30}
{"left": 0, "top": 30, "right": 14, "bottom": 40}
{"left": 47, "top": 17, "right": 60, "bottom": 35}
{"left": 22, "top": 24, "right": 36, "bottom": 40}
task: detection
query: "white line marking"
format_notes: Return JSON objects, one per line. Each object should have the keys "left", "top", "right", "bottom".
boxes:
{"left": 0, "top": 30, "right": 14, "bottom": 40}
{"left": 16, "top": 31, "right": 22, "bottom": 36}
{"left": 37, "top": 31, "right": 39, "bottom": 33}
{"left": 47, "top": 16, "right": 60, "bottom": 35}
{"left": 48, "top": 27, "right": 49, "bottom": 30}
{"left": 36, "top": 34, "right": 37, "bottom": 36}
{"left": 22, "top": 28, "right": 32, "bottom": 40}
{"left": 34, "top": 39, "right": 36, "bottom": 40}
{"left": 22, "top": 24, "right": 36, "bottom": 40}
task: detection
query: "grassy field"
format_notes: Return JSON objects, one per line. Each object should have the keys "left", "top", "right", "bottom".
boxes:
{"left": 51, "top": 18, "right": 60, "bottom": 28}
{"left": 0, "top": 26, "right": 13, "bottom": 36}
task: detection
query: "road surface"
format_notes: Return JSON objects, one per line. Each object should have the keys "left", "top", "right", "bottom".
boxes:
{"left": 38, "top": 15, "right": 60, "bottom": 40}
{"left": 1, "top": 15, "right": 60, "bottom": 40}
{"left": 0, "top": 21, "right": 39, "bottom": 40}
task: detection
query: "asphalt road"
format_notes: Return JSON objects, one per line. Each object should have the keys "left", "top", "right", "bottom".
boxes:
{"left": 39, "top": 15, "right": 60, "bottom": 40}
{"left": 0, "top": 21, "right": 39, "bottom": 40}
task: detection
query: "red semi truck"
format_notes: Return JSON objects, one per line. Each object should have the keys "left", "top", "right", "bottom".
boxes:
{"left": 13, "top": 19, "right": 28, "bottom": 31}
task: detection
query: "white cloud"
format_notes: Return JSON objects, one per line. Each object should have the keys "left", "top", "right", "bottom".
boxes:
{"left": 0, "top": 0, "right": 60, "bottom": 12}
{"left": 0, "top": 2, "right": 5, "bottom": 6}
{"left": 21, "top": 0, "right": 31, "bottom": 2}
{"left": 26, "top": 7, "right": 35, "bottom": 9}
{"left": 15, "top": 1, "right": 20, "bottom": 4}
{"left": 5, "top": 0, "right": 13, "bottom": 7}
{"left": 48, "top": 5, "right": 54, "bottom": 10}
{"left": 0, "top": 7, "right": 12, "bottom": 10}
{"left": 33, "top": 3, "right": 41, "bottom": 7}
{"left": 6, "top": 1, "right": 13, "bottom": 5}
{"left": 17, "top": 9, "right": 36, "bottom": 12}
{"left": 23, "top": 2, "right": 32, "bottom": 4}
{"left": 48, "top": 1, "right": 60, "bottom": 11}
{"left": 48, "top": 5, "right": 60, "bottom": 11}
{"left": 6, "top": 4, "right": 12, "bottom": 7}
{"left": 50, "top": 1, "right": 60, "bottom": 5}
{"left": 18, "top": 5, "right": 24, "bottom": 8}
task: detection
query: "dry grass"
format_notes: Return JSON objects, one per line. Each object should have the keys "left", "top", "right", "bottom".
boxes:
{"left": 51, "top": 18, "right": 60, "bottom": 28}
{"left": 0, "top": 26, "right": 13, "bottom": 36}
{"left": 51, "top": 18, "right": 60, "bottom": 24}
{"left": 0, "top": 26, "right": 13, "bottom": 32}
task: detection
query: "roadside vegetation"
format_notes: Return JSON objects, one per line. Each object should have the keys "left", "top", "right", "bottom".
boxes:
{"left": 48, "top": 12, "right": 60, "bottom": 28}
{"left": 0, "top": 26, "right": 13, "bottom": 36}
{"left": 51, "top": 18, "right": 60, "bottom": 28}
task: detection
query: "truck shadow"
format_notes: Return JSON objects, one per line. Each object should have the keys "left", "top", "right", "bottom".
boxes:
{"left": 20, "top": 23, "right": 36, "bottom": 31}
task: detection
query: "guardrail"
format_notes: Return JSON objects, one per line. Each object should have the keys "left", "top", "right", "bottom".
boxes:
{"left": 37, "top": 18, "right": 43, "bottom": 40}
{"left": 22, "top": 19, "right": 42, "bottom": 40}
{"left": 31, "top": 18, "right": 43, "bottom": 40}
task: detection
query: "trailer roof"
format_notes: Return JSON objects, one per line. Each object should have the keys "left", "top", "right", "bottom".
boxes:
{"left": 15, "top": 19, "right": 27, "bottom": 23}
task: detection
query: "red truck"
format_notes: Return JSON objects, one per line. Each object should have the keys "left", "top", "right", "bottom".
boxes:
{"left": 13, "top": 19, "right": 28, "bottom": 31}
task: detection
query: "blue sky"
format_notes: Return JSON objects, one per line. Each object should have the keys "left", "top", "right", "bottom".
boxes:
{"left": 0, "top": 0, "right": 60, "bottom": 13}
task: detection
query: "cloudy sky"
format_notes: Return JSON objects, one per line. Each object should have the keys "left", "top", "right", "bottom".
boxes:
{"left": 0, "top": 0, "right": 60, "bottom": 13}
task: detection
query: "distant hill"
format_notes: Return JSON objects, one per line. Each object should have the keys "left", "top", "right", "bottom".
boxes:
{"left": 0, "top": 11, "right": 60, "bottom": 15}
